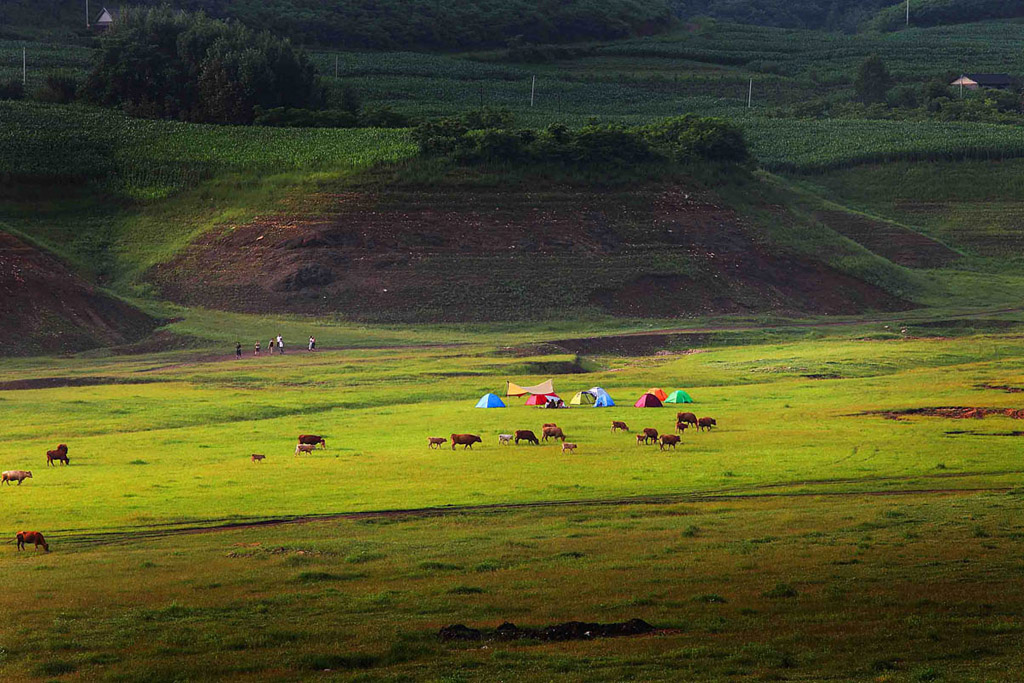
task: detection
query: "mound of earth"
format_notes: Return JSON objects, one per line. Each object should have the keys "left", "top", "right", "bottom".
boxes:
{"left": 873, "top": 407, "right": 1024, "bottom": 421}
{"left": 0, "top": 232, "right": 160, "bottom": 355}
{"left": 151, "top": 184, "right": 912, "bottom": 322}
{"left": 438, "top": 618, "right": 655, "bottom": 642}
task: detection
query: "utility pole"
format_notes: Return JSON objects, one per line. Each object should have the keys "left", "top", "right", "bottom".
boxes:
{"left": 747, "top": 78, "right": 753, "bottom": 108}
{"left": 86, "top": 0, "right": 90, "bottom": 28}
{"left": 22, "top": 47, "right": 26, "bottom": 87}
{"left": 530, "top": 75, "right": 536, "bottom": 107}
{"left": 906, "top": 0, "right": 910, "bottom": 26}
{"left": 334, "top": 55, "right": 338, "bottom": 78}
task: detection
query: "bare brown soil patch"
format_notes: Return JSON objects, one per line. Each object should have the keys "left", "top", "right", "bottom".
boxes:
{"left": 814, "top": 210, "right": 958, "bottom": 268}
{"left": 0, "top": 376, "right": 160, "bottom": 391}
{"left": 870, "top": 407, "right": 1024, "bottom": 421}
{"left": 0, "top": 232, "right": 159, "bottom": 355}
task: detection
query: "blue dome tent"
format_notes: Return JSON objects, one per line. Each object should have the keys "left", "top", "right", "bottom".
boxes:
{"left": 475, "top": 393, "right": 506, "bottom": 408}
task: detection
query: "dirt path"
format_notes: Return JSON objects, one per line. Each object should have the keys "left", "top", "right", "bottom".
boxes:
{"left": 39, "top": 469, "right": 1023, "bottom": 549}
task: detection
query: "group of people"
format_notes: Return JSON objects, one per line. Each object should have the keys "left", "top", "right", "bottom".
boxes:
{"left": 234, "top": 335, "right": 317, "bottom": 358}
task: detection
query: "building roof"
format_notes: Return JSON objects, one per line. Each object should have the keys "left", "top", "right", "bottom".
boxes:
{"left": 960, "top": 73, "right": 1013, "bottom": 87}
{"left": 95, "top": 7, "right": 119, "bottom": 24}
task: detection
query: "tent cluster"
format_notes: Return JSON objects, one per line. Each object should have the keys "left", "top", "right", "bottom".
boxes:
{"left": 475, "top": 381, "right": 693, "bottom": 409}
{"left": 633, "top": 387, "right": 693, "bottom": 408}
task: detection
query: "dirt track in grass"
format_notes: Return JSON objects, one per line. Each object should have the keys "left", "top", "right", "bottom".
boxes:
{"left": 34, "top": 468, "right": 1024, "bottom": 549}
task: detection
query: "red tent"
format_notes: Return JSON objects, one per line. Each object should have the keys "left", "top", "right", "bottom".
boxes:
{"left": 634, "top": 393, "right": 663, "bottom": 408}
{"left": 526, "top": 393, "right": 559, "bottom": 406}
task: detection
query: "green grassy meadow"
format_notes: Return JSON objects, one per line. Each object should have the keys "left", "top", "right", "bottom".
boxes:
{"left": 4, "top": 317, "right": 1024, "bottom": 679}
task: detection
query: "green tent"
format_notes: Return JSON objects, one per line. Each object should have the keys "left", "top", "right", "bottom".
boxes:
{"left": 570, "top": 391, "right": 596, "bottom": 406}
{"left": 664, "top": 390, "right": 693, "bottom": 404}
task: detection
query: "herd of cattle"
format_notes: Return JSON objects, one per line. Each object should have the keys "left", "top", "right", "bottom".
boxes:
{"left": 432, "top": 412, "right": 718, "bottom": 453}
{"left": 4, "top": 443, "right": 70, "bottom": 552}
{"left": 8, "top": 414, "right": 717, "bottom": 553}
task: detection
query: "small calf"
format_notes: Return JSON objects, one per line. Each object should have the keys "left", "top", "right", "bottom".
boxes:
{"left": 251, "top": 453, "right": 266, "bottom": 463}
{"left": 295, "top": 443, "right": 316, "bottom": 455}
{"left": 635, "top": 434, "right": 646, "bottom": 446}
{"left": 611, "top": 421, "right": 629, "bottom": 433}
{"left": 698, "top": 417, "right": 717, "bottom": 432}
{"left": 561, "top": 442, "right": 578, "bottom": 454}
{"left": 428, "top": 437, "right": 448, "bottom": 449}
{"left": 498, "top": 434, "right": 513, "bottom": 445}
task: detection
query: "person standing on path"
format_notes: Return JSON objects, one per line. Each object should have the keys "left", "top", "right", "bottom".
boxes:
{"left": 254, "top": 341, "right": 261, "bottom": 356}
{"left": 277, "top": 335, "right": 284, "bottom": 354}
{"left": 309, "top": 336, "right": 315, "bottom": 352}
{"left": 235, "top": 342, "right": 242, "bottom": 359}
{"left": 268, "top": 338, "right": 275, "bottom": 356}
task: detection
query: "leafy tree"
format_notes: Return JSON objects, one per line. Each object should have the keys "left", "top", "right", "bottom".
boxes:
{"left": 854, "top": 55, "right": 892, "bottom": 104}
{"left": 84, "top": 7, "right": 323, "bottom": 124}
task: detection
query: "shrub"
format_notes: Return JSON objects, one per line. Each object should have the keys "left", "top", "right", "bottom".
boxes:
{"left": 33, "top": 73, "right": 79, "bottom": 104}
{"left": 0, "top": 78, "right": 24, "bottom": 100}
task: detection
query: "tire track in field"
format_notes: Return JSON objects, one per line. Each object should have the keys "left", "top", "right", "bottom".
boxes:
{"left": 35, "top": 469, "right": 1024, "bottom": 549}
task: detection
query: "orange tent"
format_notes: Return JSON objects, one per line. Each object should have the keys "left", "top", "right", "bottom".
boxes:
{"left": 647, "top": 388, "right": 668, "bottom": 401}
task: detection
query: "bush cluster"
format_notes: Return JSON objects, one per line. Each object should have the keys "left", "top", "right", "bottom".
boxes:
{"left": 84, "top": 7, "right": 323, "bottom": 124}
{"left": 412, "top": 109, "right": 749, "bottom": 167}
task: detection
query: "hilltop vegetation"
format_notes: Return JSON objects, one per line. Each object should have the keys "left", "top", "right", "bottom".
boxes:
{"left": 872, "top": 0, "right": 1024, "bottom": 31}
{"left": 1, "top": 0, "right": 672, "bottom": 49}
{"left": 670, "top": 0, "right": 895, "bottom": 31}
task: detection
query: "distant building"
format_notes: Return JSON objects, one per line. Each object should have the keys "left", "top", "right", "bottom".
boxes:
{"left": 950, "top": 74, "right": 1014, "bottom": 91}
{"left": 94, "top": 7, "right": 118, "bottom": 30}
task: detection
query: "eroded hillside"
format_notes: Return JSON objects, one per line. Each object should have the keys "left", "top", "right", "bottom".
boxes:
{"left": 150, "top": 180, "right": 913, "bottom": 322}
{"left": 0, "top": 233, "right": 159, "bottom": 355}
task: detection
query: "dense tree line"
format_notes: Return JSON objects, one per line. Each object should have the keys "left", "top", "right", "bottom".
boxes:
{"left": 5, "top": 0, "right": 671, "bottom": 49}
{"left": 871, "top": 0, "right": 1024, "bottom": 31}
{"left": 84, "top": 7, "right": 323, "bottom": 124}
{"left": 412, "top": 109, "right": 748, "bottom": 168}
{"left": 669, "top": 0, "right": 895, "bottom": 32}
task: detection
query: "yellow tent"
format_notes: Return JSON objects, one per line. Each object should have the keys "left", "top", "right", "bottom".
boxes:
{"left": 506, "top": 379, "right": 555, "bottom": 397}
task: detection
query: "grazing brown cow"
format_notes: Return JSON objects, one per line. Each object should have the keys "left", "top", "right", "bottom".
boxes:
{"left": 16, "top": 531, "right": 48, "bottom": 552}
{"left": 451, "top": 434, "right": 482, "bottom": 450}
{"left": 561, "top": 442, "right": 578, "bottom": 454}
{"left": 251, "top": 453, "right": 266, "bottom": 463}
{"left": 46, "top": 444, "right": 69, "bottom": 466}
{"left": 611, "top": 421, "right": 630, "bottom": 433}
{"left": 698, "top": 417, "right": 717, "bottom": 432}
{"left": 1, "top": 470, "right": 31, "bottom": 485}
{"left": 675, "top": 421, "right": 689, "bottom": 434}
{"left": 298, "top": 435, "right": 326, "bottom": 449}
{"left": 428, "top": 437, "right": 448, "bottom": 449}
{"left": 295, "top": 443, "right": 316, "bottom": 455}
{"left": 642, "top": 428, "right": 659, "bottom": 445}
{"left": 660, "top": 435, "right": 681, "bottom": 450}
{"left": 677, "top": 412, "right": 698, "bottom": 427}
{"left": 542, "top": 426, "right": 566, "bottom": 442}
{"left": 515, "top": 430, "right": 540, "bottom": 445}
